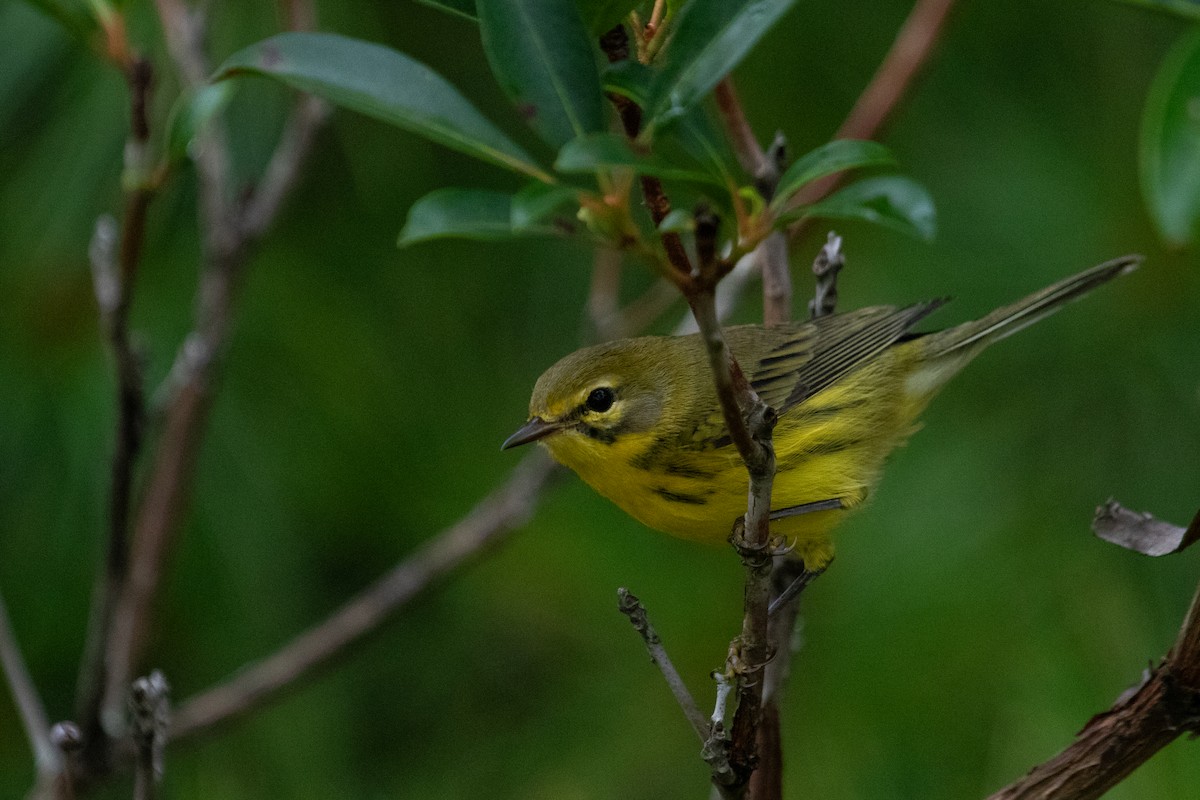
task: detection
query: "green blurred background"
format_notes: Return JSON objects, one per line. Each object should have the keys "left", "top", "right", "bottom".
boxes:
{"left": 2, "top": 0, "right": 1198, "bottom": 797}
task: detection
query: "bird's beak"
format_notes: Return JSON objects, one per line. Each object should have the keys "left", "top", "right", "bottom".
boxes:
{"left": 501, "top": 417, "right": 563, "bottom": 450}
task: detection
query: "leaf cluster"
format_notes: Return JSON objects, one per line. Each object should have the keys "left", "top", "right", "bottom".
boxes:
{"left": 210, "top": 0, "right": 936, "bottom": 273}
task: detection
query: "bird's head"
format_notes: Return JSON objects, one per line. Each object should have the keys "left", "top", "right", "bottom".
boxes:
{"left": 502, "top": 338, "right": 675, "bottom": 462}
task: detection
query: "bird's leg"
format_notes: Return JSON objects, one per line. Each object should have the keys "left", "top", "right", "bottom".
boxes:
{"left": 768, "top": 562, "right": 828, "bottom": 615}
{"left": 768, "top": 497, "right": 844, "bottom": 520}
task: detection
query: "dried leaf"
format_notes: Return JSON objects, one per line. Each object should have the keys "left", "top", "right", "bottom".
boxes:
{"left": 1092, "top": 500, "right": 1200, "bottom": 556}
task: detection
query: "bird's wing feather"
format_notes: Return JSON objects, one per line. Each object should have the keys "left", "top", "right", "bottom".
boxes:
{"left": 682, "top": 301, "right": 944, "bottom": 449}
{"left": 774, "top": 300, "right": 945, "bottom": 414}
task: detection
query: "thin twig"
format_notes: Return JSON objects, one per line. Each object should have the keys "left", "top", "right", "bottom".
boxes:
{"left": 786, "top": 0, "right": 956, "bottom": 238}
{"left": 129, "top": 671, "right": 170, "bottom": 800}
{"left": 102, "top": 0, "right": 326, "bottom": 727}
{"left": 617, "top": 589, "right": 709, "bottom": 741}
{"left": 0, "top": 589, "right": 61, "bottom": 779}
{"left": 76, "top": 54, "right": 157, "bottom": 775}
{"left": 241, "top": 93, "right": 329, "bottom": 240}
{"left": 713, "top": 79, "right": 791, "bottom": 326}
{"left": 808, "top": 232, "right": 844, "bottom": 320}
{"left": 714, "top": 79, "right": 775, "bottom": 184}
{"left": 170, "top": 452, "right": 558, "bottom": 741}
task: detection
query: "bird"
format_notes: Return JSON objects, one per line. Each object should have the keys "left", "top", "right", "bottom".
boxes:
{"left": 503, "top": 256, "right": 1140, "bottom": 570}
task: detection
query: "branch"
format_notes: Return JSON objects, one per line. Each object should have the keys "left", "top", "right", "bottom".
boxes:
{"left": 713, "top": 79, "right": 792, "bottom": 327}
{"left": 169, "top": 452, "right": 558, "bottom": 741}
{"left": 101, "top": 0, "right": 326, "bottom": 726}
{"left": 987, "top": 507, "right": 1200, "bottom": 799}
{"left": 617, "top": 589, "right": 709, "bottom": 742}
{"left": 601, "top": 26, "right": 779, "bottom": 795}
{"left": 76, "top": 54, "right": 157, "bottom": 772}
{"left": 786, "top": 0, "right": 956, "bottom": 238}
{"left": 0, "top": 588, "right": 61, "bottom": 779}
{"left": 129, "top": 671, "right": 170, "bottom": 800}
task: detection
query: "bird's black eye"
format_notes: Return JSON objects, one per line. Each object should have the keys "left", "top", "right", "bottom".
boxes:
{"left": 585, "top": 387, "right": 615, "bottom": 413}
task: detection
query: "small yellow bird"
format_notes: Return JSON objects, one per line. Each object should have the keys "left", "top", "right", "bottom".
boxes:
{"left": 504, "top": 257, "right": 1139, "bottom": 568}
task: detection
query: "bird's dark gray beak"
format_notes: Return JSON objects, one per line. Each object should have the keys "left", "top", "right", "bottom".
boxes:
{"left": 501, "top": 417, "right": 563, "bottom": 450}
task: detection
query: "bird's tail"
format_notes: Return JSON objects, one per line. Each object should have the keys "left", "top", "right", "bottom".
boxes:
{"left": 903, "top": 255, "right": 1141, "bottom": 398}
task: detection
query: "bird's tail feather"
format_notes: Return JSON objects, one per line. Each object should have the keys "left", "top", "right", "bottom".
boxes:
{"left": 904, "top": 255, "right": 1141, "bottom": 399}
{"left": 923, "top": 255, "right": 1141, "bottom": 358}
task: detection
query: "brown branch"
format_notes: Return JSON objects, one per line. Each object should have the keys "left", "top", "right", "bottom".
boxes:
{"left": 713, "top": 79, "right": 776, "bottom": 189}
{"left": 0, "top": 588, "right": 61, "bottom": 780}
{"left": 169, "top": 452, "right": 558, "bottom": 740}
{"left": 99, "top": 0, "right": 326, "bottom": 737}
{"left": 713, "top": 79, "right": 791, "bottom": 327}
{"left": 987, "top": 521, "right": 1200, "bottom": 799}
{"left": 600, "top": 25, "right": 782, "bottom": 796}
{"left": 786, "top": 0, "right": 956, "bottom": 238}
{"left": 129, "top": 671, "right": 169, "bottom": 800}
{"left": 76, "top": 55, "right": 158, "bottom": 777}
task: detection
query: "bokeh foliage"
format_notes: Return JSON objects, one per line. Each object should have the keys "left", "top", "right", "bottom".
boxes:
{"left": 1, "top": 1, "right": 1199, "bottom": 798}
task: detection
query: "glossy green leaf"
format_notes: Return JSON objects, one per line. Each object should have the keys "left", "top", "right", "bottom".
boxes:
{"left": 657, "top": 105, "right": 738, "bottom": 187}
{"left": 512, "top": 182, "right": 580, "bottom": 230}
{"left": 477, "top": 0, "right": 604, "bottom": 149}
{"left": 415, "top": 0, "right": 477, "bottom": 20}
{"left": 1114, "top": 0, "right": 1200, "bottom": 20}
{"left": 771, "top": 140, "right": 898, "bottom": 211}
{"left": 165, "top": 82, "right": 234, "bottom": 162}
{"left": 556, "top": 132, "right": 724, "bottom": 186}
{"left": 644, "top": 0, "right": 796, "bottom": 125}
{"left": 793, "top": 176, "right": 937, "bottom": 241}
{"left": 1141, "top": 29, "right": 1200, "bottom": 246}
{"left": 399, "top": 188, "right": 566, "bottom": 246}
{"left": 400, "top": 189, "right": 516, "bottom": 246}
{"left": 215, "top": 32, "right": 551, "bottom": 181}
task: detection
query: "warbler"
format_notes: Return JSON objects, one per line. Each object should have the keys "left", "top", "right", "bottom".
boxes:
{"left": 503, "top": 257, "right": 1139, "bottom": 568}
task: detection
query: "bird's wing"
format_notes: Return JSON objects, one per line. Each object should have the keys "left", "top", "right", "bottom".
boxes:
{"left": 682, "top": 302, "right": 944, "bottom": 449}
{"left": 770, "top": 300, "right": 945, "bottom": 415}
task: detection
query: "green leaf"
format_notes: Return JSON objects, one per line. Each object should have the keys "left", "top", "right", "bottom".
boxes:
{"left": 644, "top": 0, "right": 796, "bottom": 125}
{"left": 795, "top": 176, "right": 937, "bottom": 241}
{"left": 1114, "top": 0, "right": 1200, "bottom": 21}
{"left": 477, "top": 0, "right": 605, "bottom": 149}
{"left": 415, "top": 0, "right": 478, "bottom": 20}
{"left": 214, "top": 32, "right": 551, "bottom": 181}
{"left": 399, "top": 188, "right": 564, "bottom": 246}
{"left": 165, "top": 83, "right": 234, "bottom": 162}
{"left": 555, "top": 132, "right": 725, "bottom": 186}
{"left": 771, "top": 140, "right": 898, "bottom": 211}
{"left": 657, "top": 105, "right": 738, "bottom": 187}
{"left": 1141, "top": 29, "right": 1200, "bottom": 246}
{"left": 512, "top": 182, "right": 580, "bottom": 230}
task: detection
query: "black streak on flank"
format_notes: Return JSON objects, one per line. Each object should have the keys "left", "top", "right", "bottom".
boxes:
{"left": 663, "top": 462, "right": 717, "bottom": 480}
{"left": 652, "top": 487, "right": 708, "bottom": 505}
